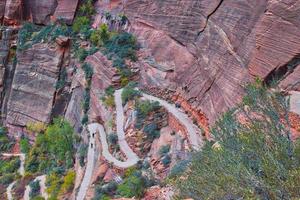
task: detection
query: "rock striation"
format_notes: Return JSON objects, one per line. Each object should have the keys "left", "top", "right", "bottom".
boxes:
{"left": 123, "top": 0, "right": 300, "bottom": 124}
{"left": 0, "top": 0, "right": 78, "bottom": 25}
{"left": 6, "top": 41, "right": 66, "bottom": 126}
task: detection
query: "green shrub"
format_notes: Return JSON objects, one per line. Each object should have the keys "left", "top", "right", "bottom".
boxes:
{"left": 90, "top": 24, "right": 110, "bottom": 46}
{"left": 121, "top": 82, "right": 140, "bottom": 104}
{"left": 143, "top": 123, "right": 160, "bottom": 140}
{"left": 169, "top": 160, "right": 190, "bottom": 178}
{"left": 161, "top": 154, "right": 171, "bottom": 167}
{"left": 26, "top": 121, "right": 47, "bottom": 133}
{"left": 81, "top": 114, "right": 89, "bottom": 125}
{"left": 29, "top": 180, "right": 41, "bottom": 198}
{"left": 25, "top": 118, "right": 75, "bottom": 173}
{"left": 135, "top": 100, "right": 160, "bottom": 119}
{"left": 18, "top": 22, "right": 37, "bottom": 50}
{"left": 175, "top": 82, "right": 300, "bottom": 199}
{"left": 82, "top": 63, "right": 94, "bottom": 80}
{"left": 75, "top": 48, "right": 89, "bottom": 62}
{"left": 117, "top": 172, "right": 145, "bottom": 198}
{"left": 73, "top": 16, "right": 90, "bottom": 33}
{"left": 0, "top": 127, "right": 14, "bottom": 152}
{"left": 31, "top": 196, "right": 45, "bottom": 200}
{"left": 104, "top": 32, "right": 139, "bottom": 64}
{"left": 159, "top": 145, "right": 170, "bottom": 157}
{"left": 0, "top": 173, "right": 15, "bottom": 185}
{"left": 103, "top": 95, "right": 115, "bottom": 108}
{"left": 78, "top": 0, "right": 95, "bottom": 17}
{"left": 108, "top": 133, "right": 118, "bottom": 145}
{"left": 60, "top": 170, "right": 75, "bottom": 193}
{"left": 78, "top": 144, "right": 88, "bottom": 167}
{"left": 20, "top": 137, "right": 30, "bottom": 154}
{"left": 0, "top": 157, "right": 20, "bottom": 177}
{"left": 56, "top": 67, "right": 67, "bottom": 90}
{"left": 46, "top": 172, "right": 62, "bottom": 199}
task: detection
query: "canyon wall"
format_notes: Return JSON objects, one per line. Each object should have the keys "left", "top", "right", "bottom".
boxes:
{"left": 0, "top": 0, "right": 299, "bottom": 131}
{"left": 124, "top": 0, "right": 300, "bottom": 124}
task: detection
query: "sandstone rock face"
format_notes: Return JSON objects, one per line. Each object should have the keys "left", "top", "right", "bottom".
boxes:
{"left": 0, "top": 28, "right": 11, "bottom": 91}
{"left": 6, "top": 42, "right": 65, "bottom": 126}
{"left": 54, "top": 0, "right": 79, "bottom": 25}
{"left": 0, "top": 0, "right": 6, "bottom": 21}
{"left": 4, "top": 0, "right": 22, "bottom": 25}
{"left": 27, "top": 0, "right": 58, "bottom": 25}
{"left": 86, "top": 52, "right": 119, "bottom": 122}
{"left": 65, "top": 79, "right": 84, "bottom": 133}
{"left": 0, "top": 0, "right": 78, "bottom": 25}
{"left": 123, "top": 0, "right": 300, "bottom": 124}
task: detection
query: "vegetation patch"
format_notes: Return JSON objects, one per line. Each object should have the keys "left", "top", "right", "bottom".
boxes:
{"left": 0, "top": 126, "right": 14, "bottom": 153}
{"left": 174, "top": 80, "right": 300, "bottom": 199}
{"left": 25, "top": 118, "right": 75, "bottom": 174}
{"left": 0, "top": 157, "right": 20, "bottom": 186}
{"left": 121, "top": 82, "right": 140, "bottom": 104}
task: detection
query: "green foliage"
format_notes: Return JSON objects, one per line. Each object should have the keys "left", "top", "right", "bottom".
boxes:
{"left": 108, "top": 133, "right": 118, "bottom": 145}
{"left": 161, "top": 154, "right": 171, "bottom": 167}
{"left": 143, "top": 123, "right": 160, "bottom": 141}
{"left": 20, "top": 137, "right": 30, "bottom": 154}
{"left": 78, "top": 0, "right": 95, "bottom": 17}
{"left": 159, "top": 145, "right": 170, "bottom": 157}
{"left": 175, "top": 83, "right": 300, "bottom": 199}
{"left": 46, "top": 172, "right": 62, "bottom": 199}
{"left": 72, "top": 16, "right": 90, "bottom": 33}
{"left": 18, "top": 22, "right": 38, "bottom": 50}
{"left": 135, "top": 100, "right": 160, "bottom": 119}
{"left": 104, "top": 32, "right": 139, "bottom": 66}
{"left": 121, "top": 82, "right": 140, "bottom": 104}
{"left": 75, "top": 48, "right": 89, "bottom": 62}
{"left": 117, "top": 170, "right": 145, "bottom": 198}
{"left": 0, "top": 157, "right": 20, "bottom": 175}
{"left": 81, "top": 62, "right": 93, "bottom": 125}
{"left": 101, "top": 86, "right": 115, "bottom": 108}
{"left": 25, "top": 118, "right": 75, "bottom": 173}
{"left": 0, "top": 157, "right": 20, "bottom": 186}
{"left": 0, "top": 173, "right": 15, "bottom": 185}
{"left": 81, "top": 114, "right": 89, "bottom": 125}
{"left": 29, "top": 180, "right": 41, "bottom": 198}
{"left": 90, "top": 24, "right": 110, "bottom": 46}
{"left": 56, "top": 67, "right": 67, "bottom": 90}
{"left": 169, "top": 159, "right": 190, "bottom": 178}
{"left": 18, "top": 22, "right": 72, "bottom": 51}
{"left": 60, "top": 170, "right": 75, "bottom": 194}
{"left": 26, "top": 121, "right": 47, "bottom": 133}
{"left": 82, "top": 63, "right": 94, "bottom": 80}
{"left": 102, "top": 95, "right": 115, "bottom": 108}
{"left": 78, "top": 144, "right": 88, "bottom": 167}
{"left": 31, "top": 196, "right": 45, "bottom": 200}
{"left": 0, "top": 126, "right": 14, "bottom": 152}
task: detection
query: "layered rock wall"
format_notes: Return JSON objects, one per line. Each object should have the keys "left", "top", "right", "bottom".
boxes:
{"left": 123, "top": 0, "right": 300, "bottom": 124}
{"left": 6, "top": 42, "right": 66, "bottom": 126}
{"left": 0, "top": 0, "right": 78, "bottom": 25}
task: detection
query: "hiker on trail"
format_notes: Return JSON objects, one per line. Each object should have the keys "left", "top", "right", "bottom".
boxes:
{"left": 92, "top": 133, "right": 95, "bottom": 138}
{"left": 91, "top": 143, "right": 93, "bottom": 148}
